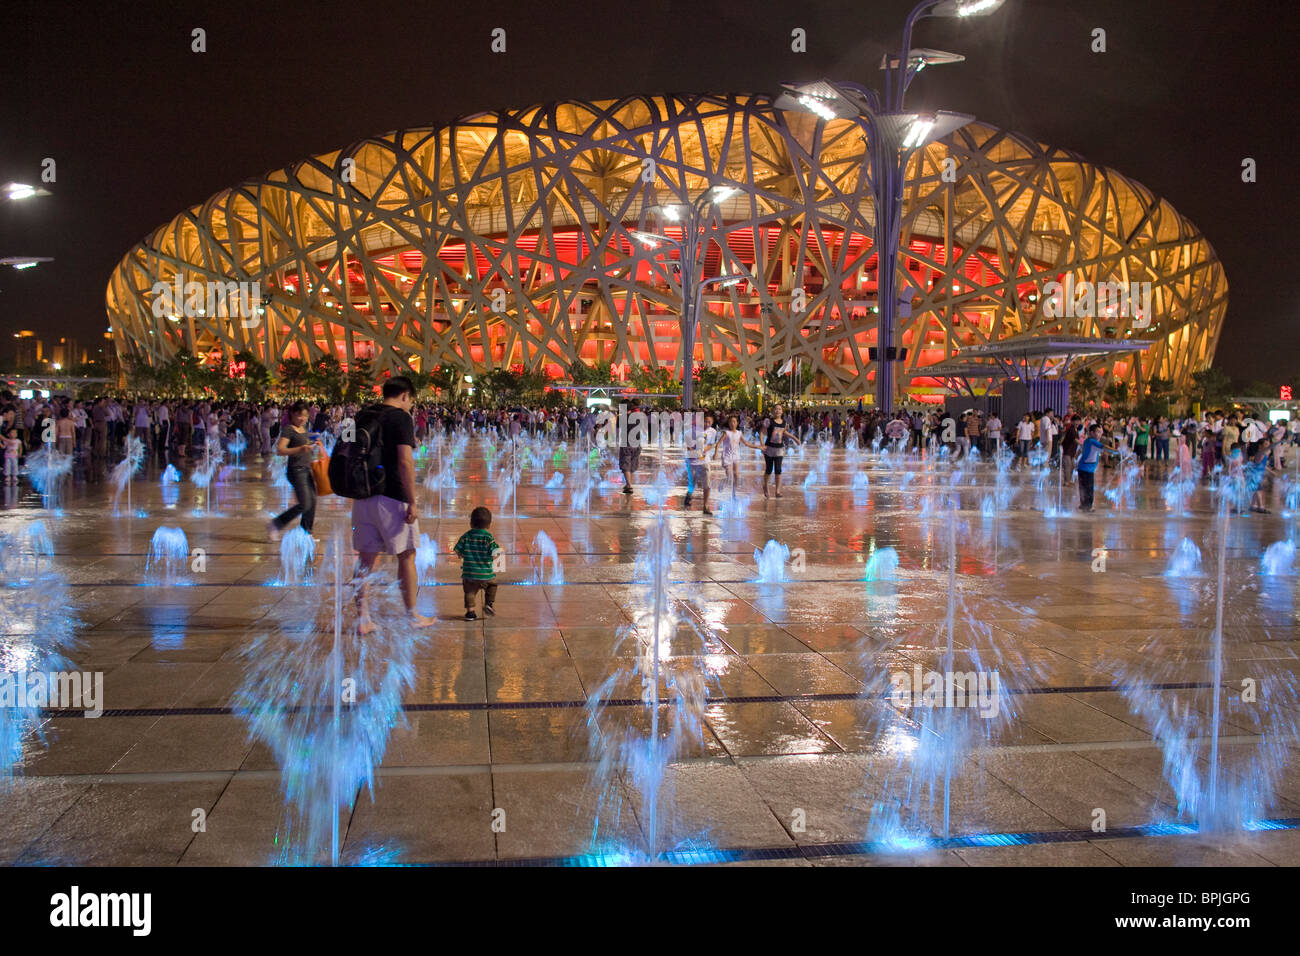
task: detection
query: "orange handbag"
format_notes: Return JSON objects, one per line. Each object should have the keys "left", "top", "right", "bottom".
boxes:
{"left": 311, "top": 453, "right": 333, "bottom": 496}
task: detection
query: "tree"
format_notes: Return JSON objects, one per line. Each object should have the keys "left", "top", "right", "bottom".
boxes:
{"left": 540, "top": 386, "right": 572, "bottom": 412}
{"left": 169, "top": 349, "right": 219, "bottom": 397}
{"left": 629, "top": 364, "right": 679, "bottom": 409}
{"left": 124, "top": 355, "right": 159, "bottom": 394}
{"left": 71, "top": 360, "right": 108, "bottom": 378}
{"left": 567, "top": 360, "right": 614, "bottom": 386}
{"left": 1191, "top": 368, "right": 1233, "bottom": 412}
{"left": 1070, "top": 368, "right": 1101, "bottom": 409}
{"left": 517, "top": 369, "right": 550, "bottom": 406}
{"left": 344, "top": 358, "right": 374, "bottom": 404}
{"left": 426, "top": 364, "right": 459, "bottom": 398}
{"left": 234, "top": 350, "right": 273, "bottom": 402}
{"left": 146, "top": 356, "right": 182, "bottom": 397}
{"left": 279, "top": 357, "right": 310, "bottom": 398}
{"left": 480, "top": 368, "right": 523, "bottom": 405}
{"left": 1244, "top": 379, "right": 1278, "bottom": 399}
{"left": 1136, "top": 376, "right": 1174, "bottom": 419}
{"left": 694, "top": 366, "right": 744, "bottom": 408}
{"left": 403, "top": 369, "right": 433, "bottom": 398}
{"left": 762, "top": 360, "right": 809, "bottom": 405}
{"left": 306, "top": 355, "right": 345, "bottom": 403}
{"left": 1103, "top": 380, "right": 1132, "bottom": 415}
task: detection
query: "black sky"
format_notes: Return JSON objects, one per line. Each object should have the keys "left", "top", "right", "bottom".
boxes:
{"left": 0, "top": 0, "right": 1295, "bottom": 383}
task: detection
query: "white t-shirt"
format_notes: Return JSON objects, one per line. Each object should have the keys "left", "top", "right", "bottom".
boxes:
{"left": 718, "top": 430, "right": 745, "bottom": 463}
{"left": 1016, "top": 421, "right": 1035, "bottom": 441}
{"left": 685, "top": 426, "right": 717, "bottom": 462}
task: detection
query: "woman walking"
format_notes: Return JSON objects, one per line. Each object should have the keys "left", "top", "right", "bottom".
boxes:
{"left": 269, "top": 402, "right": 323, "bottom": 540}
{"left": 1015, "top": 414, "right": 1034, "bottom": 469}
{"left": 761, "top": 404, "right": 801, "bottom": 498}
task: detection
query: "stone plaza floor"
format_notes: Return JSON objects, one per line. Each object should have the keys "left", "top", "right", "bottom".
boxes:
{"left": 2, "top": 437, "right": 1299, "bottom": 867}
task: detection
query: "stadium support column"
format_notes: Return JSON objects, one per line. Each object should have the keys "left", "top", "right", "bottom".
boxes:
{"left": 681, "top": 214, "right": 697, "bottom": 410}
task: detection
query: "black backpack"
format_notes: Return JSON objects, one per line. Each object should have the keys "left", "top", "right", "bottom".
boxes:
{"left": 328, "top": 404, "right": 386, "bottom": 499}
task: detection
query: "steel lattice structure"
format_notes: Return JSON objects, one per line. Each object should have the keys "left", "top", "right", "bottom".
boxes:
{"left": 106, "top": 92, "right": 1227, "bottom": 398}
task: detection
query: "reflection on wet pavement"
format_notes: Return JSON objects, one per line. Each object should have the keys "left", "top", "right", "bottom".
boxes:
{"left": 0, "top": 439, "right": 1297, "bottom": 865}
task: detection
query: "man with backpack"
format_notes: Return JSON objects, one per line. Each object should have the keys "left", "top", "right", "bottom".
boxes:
{"left": 330, "top": 375, "right": 435, "bottom": 632}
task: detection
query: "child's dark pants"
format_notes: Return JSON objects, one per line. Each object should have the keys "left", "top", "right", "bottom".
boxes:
{"left": 463, "top": 578, "right": 497, "bottom": 610}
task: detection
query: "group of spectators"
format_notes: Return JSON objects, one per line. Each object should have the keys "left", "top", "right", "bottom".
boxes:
{"left": 2, "top": 387, "right": 1296, "bottom": 491}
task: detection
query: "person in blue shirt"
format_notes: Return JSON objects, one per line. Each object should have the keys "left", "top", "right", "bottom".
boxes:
{"left": 1074, "top": 424, "right": 1117, "bottom": 512}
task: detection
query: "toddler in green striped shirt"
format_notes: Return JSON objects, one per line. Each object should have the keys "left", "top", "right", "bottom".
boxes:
{"left": 455, "top": 506, "right": 500, "bottom": 621}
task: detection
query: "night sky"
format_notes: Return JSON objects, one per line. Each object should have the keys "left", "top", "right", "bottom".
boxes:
{"left": 1, "top": 0, "right": 1295, "bottom": 385}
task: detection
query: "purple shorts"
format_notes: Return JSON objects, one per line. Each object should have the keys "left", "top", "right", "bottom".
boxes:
{"left": 352, "top": 494, "right": 419, "bottom": 555}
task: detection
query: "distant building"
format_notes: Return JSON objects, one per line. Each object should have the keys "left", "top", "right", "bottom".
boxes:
{"left": 11, "top": 330, "right": 39, "bottom": 369}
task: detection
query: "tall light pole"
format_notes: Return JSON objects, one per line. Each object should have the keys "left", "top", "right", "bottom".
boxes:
{"left": 776, "top": 0, "right": 1004, "bottom": 416}
{"left": 631, "top": 184, "right": 738, "bottom": 409}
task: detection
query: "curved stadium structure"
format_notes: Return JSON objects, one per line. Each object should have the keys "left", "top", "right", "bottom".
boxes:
{"left": 105, "top": 93, "right": 1227, "bottom": 399}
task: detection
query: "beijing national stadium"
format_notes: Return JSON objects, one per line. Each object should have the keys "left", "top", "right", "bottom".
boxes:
{"left": 103, "top": 92, "right": 1228, "bottom": 402}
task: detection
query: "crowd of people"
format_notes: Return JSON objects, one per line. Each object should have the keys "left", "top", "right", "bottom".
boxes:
{"left": 3, "top": 389, "right": 1296, "bottom": 512}
{"left": 4, "top": 383, "right": 1296, "bottom": 624}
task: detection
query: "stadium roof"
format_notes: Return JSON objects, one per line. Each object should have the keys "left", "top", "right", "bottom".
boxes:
{"left": 923, "top": 336, "right": 1149, "bottom": 393}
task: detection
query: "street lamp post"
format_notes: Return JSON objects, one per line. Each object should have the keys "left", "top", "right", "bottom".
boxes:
{"left": 776, "top": 0, "right": 1004, "bottom": 416}
{"left": 631, "top": 184, "right": 739, "bottom": 409}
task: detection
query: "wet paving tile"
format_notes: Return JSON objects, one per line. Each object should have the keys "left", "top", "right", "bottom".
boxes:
{"left": 0, "top": 780, "right": 93, "bottom": 864}
{"left": 5, "top": 446, "right": 1299, "bottom": 866}
{"left": 343, "top": 773, "right": 497, "bottom": 864}
{"left": 485, "top": 658, "right": 585, "bottom": 703}
{"left": 18, "top": 778, "right": 229, "bottom": 865}
{"left": 705, "top": 701, "right": 841, "bottom": 757}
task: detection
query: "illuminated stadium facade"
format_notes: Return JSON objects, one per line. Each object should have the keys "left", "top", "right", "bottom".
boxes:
{"left": 105, "top": 93, "right": 1227, "bottom": 401}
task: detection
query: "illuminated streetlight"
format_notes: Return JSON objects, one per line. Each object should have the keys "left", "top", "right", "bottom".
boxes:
{"left": 775, "top": 0, "right": 1004, "bottom": 415}
{"left": 635, "top": 184, "right": 742, "bottom": 407}
{"left": 0, "top": 256, "right": 53, "bottom": 270}
{"left": 2, "top": 182, "right": 51, "bottom": 201}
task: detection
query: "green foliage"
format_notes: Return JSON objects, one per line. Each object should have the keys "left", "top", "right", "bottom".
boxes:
{"left": 1103, "top": 380, "right": 1132, "bottom": 415}
{"left": 479, "top": 368, "right": 522, "bottom": 405}
{"left": 70, "top": 361, "right": 107, "bottom": 378}
{"left": 424, "top": 365, "right": 460, "bottom": 397}
{"left": 1191, "top": 368, "right": 1234, "bottom": 411}
{"left": 402, "top": 369, "right": 433, "bottom": 398}
{"left": 474, "top": 367, "right": 549, "bottom": 406}
{"left": 693, "top": 366, "right": 743, "bottom": 408}
{"left": 278, "top": 357, "right": 310, "bottom": 397}
{"left": 1070, "top": 368, "right": 1101, "bottom": 409}
{"left": 306, "top": 355, "right": 345, "bottom": 403}
{"left": 540, "top": 387, "right": 572, "bottom": 412}
{"left": 124, "top": 355, "right": 159, "bottom": 394}
{"left": 344, "top": 358, "right": 374, "bottom": 404}
{"left": 567, "top": 360, "right": 615, "bottom": 386}
{"left": 628, "top": 365, "right": 679, "bottom": 409}
{"left": 518, "top": 369, "right": 550, "bottom": 406}
{"left": 135, "top": 348, "right": 222, "bottom": 398}
{"left": 1135, "top": 375, "right": 1174, "bottom": 419}
{"left": 761, "top": 361, "right": 808, "bottom": 404}
{"left": 234, "top": 350, "right": 273, "bottom": 402}
{"left": 1135, "top": 395, "right": 1169, "bottom": 419}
